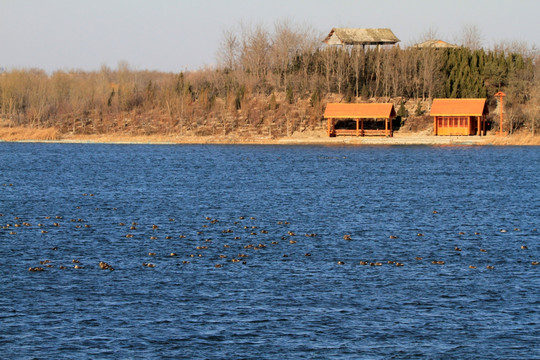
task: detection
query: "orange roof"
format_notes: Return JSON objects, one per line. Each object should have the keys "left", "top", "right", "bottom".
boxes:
{"left": 324, "top": 103, "right": 396, "bottom": 119}
{"left": 430, "top": 99, "right": 488, "bottom": 116}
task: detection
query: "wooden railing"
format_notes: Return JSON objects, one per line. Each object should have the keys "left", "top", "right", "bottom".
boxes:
{"left": 333, "top": 129, "right": 392, "bottom": 137}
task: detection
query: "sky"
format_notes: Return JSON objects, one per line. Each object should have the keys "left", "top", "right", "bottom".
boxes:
{"left": 1, "top": 0, "right": 538, "bottom": 73}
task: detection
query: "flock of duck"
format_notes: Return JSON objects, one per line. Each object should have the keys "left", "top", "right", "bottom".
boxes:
{"left": 2, "top": 212, "right": 539, "bottom": 275}
{"left": 1, "top": 185, "right": 537, "bottom": 274}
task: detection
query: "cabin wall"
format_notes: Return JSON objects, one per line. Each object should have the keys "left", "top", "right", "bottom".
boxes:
{"left": 436, "top": 116, "right": 475, "bottom": 136}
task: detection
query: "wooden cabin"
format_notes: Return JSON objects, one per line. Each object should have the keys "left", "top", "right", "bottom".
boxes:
{"left": 430, "top": 99, "right": 489, "bottom": 136}
{"left": 324, "top": 103, "right": 396, "bottom": 137}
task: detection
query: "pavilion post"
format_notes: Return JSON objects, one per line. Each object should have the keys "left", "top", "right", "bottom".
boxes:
{"left": 477, "top": 116, "right": 481, "bottom": 136}
{"left": 385, "top": 118, "right": 388, "bottom": 137}
{"left": 434, "top": 116, "right": 438, "bottom": 136}
{"left": 361, "top": 118, "right": 364, "bottom": 136}
{"left": 356, "top": 119, "right": 359, "bottom": 137}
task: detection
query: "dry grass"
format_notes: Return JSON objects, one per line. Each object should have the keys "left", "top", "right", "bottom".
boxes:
{"left": 483, "top": 132, "right": 540, "bottom": 146}
{"left": 0, "top": 126, "right": 60, "bottom": 141}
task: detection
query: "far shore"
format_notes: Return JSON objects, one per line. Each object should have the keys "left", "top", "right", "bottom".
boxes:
{"left": 1, "top": 127, "right": 540, "bottom": 146}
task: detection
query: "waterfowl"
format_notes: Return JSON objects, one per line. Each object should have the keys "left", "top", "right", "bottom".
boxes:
{"left": 219, "top": 255, "right": 227, "bottom": 258}
{"left": 74, "top": 265, "right": 83, "bottom": 269}
{"left": 170, "top": 253, "right": 177, "bottom": 257}
{"left": 288, "top": 231, "right": 296, "bottom": 236}
{"left": 231, "top": 259, "right": 240, "bottom": 263}
{"left": 469, "top": 265, "right": 477, "bottom": 269}
{"left": 130, "top": 226, "right": 137, "bottom": 230}
{"left": 500, "top": 229, "right": 507, "bottom": 233}
{"left": 359, "top": 261, "right": 368, "bottom": 265}
{"left": 305, "top": 253, "right": 311, "bottom": 257}
{"left": 150, "top": 236, "right": 157, "bottom": 240}
{"left": 389, "top": 235, "right": 398, "bottom": 239}
{"left": 474, "top": 232, "right": 481, "bottom": 235}
{"left": 343, "top": 234, "right": 352, "bottom": 241}
{"left": 223, "top": 244, "right": 230, "bottom": 248}
{"left": 458, "top": 232, "right": 465, "bottom": 235}
{"left": 148, "top": 252, "right": 156, "bottom": 256}
{"left": 480, "top": 248, "right": 487, "bottom": 252}
{"left": 521, "top": 245, "right": 528, "bottom": 250}
{"left": 532, "top": 261, "right": 539, "bottom": 266}
{"left": 39, "top": 260, "right": 51, "bottom": 265}
{"left": 415, "top": 257, "right": 423, "bottom": 261}
{"left": 165, "top": 236, "right": 172, "bottom": 239}
{"left": 417, "top": 233, "right": 424, "bottom": 237}
{"left": 182, "top": 261, "right": 190, "bottom": 264}
{"left": 433, "top": 210, "right": 438, "bottom": 214}
{"left": 41, "top": 230, "right": 48, "bottom": 234}
{"left": 337, "top": 261, "right": 344, "bottom": 265}
{"left": 214, "top": 264, "right": 223, "bottom": 268}
{"left": 99, "top": 261, "right": 114, "bottom": 270}
{"left": 395, "top": 263, "right": 404, "bottom": 267}
{"left": 283, "top": 254, "right": 289, "bottom": 257}
{"left": 454, "top": 247, "right": 462, "bottom": 251}
{"left": 289, "top": 240, "right": 297, "bottom": 244}
{"left": 59, "top": 265, "right": 67, "bottom": 270}
{"left": 486, "top": 265, "right": 494, "bottom": 270}
{"left": 152, "top": 225, "right": 159, "bottom": 230}
{"left": 72, "top": 259, "right": 80, "bottom": 263}
{"left": 28, "top": 267, "right": 44, "bottom": 272}
{"left": 125, "top": 234, "right": 133, "bottom": 238}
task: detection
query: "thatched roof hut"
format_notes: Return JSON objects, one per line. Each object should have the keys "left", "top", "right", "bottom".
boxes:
{"left": 323, "top": 28, "right": 400, "bottom": 46}
{"left": 412, "top": 39, "right": 459, "bottom": 49}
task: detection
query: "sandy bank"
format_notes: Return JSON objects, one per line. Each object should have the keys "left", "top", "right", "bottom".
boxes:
{"left": 1, "top": 127, "right": 540, "bottom": 146}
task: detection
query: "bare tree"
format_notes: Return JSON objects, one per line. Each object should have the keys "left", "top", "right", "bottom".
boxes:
{"left": 459, "top": 24, "right": 483, "bottom": 50}
{"left": 217, "top": 28, "right": 240, "bottom": 71}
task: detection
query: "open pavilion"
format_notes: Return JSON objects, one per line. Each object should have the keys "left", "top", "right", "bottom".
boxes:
{"left": 324, "top": 103, "right": 396, "bottom": 137}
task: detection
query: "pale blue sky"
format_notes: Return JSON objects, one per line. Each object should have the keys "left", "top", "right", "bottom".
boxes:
{"left": 1, "top": 0, "right": 538, "bottom": 73}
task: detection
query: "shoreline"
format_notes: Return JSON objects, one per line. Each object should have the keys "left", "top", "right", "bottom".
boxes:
{"left": 1, "top": 129, "right": 539, "bottom": 146}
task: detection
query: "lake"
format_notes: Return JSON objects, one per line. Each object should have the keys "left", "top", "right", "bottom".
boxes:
{"left": 1, "top": 143, "right": 539, "bottom": 359}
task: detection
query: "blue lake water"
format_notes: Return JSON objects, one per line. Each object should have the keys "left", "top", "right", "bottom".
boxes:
{"left": 0, "top": 142, "right": 539, "bottom": 359}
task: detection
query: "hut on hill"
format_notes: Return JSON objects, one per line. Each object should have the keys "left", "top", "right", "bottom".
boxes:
{"left": 430, "top": 99, "right": 489, "bottom": 136}
{"left": 412, "top": 39, "right": 459, "bottom": 49}
{"left": 324, "top": 103, "right": 396, "bottom": 137}
{"left": 323, "top": 28, "right": 400, "bottom": 50}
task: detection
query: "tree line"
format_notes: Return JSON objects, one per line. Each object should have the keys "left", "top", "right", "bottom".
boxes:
{"left": 1, "top": 22, "right": 538, "bottom": 136}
